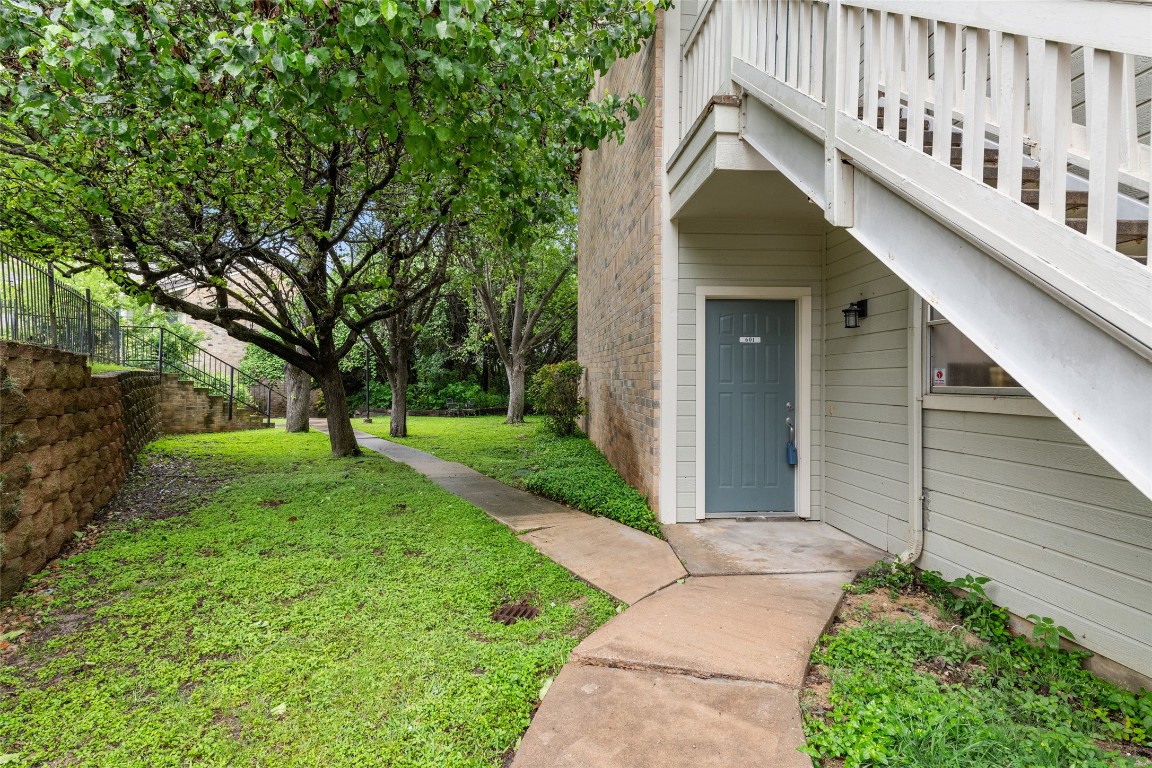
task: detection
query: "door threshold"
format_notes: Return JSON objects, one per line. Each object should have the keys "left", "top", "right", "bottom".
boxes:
{"left": 704, "top": 512, "right": 806, "bottom": 522}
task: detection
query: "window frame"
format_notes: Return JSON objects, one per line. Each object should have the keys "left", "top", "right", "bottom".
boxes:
{"left": 925, "top": 310, "right": 1030, "bottom": 398}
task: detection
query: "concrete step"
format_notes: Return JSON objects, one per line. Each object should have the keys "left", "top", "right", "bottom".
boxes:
{"left": 1065, "top": 218, "right": 1149, "bottom": 249}
{"left": 1021, "top": 188, "right": 1090, "bottom": 214}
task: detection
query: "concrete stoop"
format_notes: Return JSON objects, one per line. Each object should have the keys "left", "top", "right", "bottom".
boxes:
{"left": 311, "top": 422, "right": 881, "bottom": 767}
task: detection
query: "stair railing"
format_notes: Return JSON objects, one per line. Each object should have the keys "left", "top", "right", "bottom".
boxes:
{"left": 121, "top": 325, "right": 273, "bottom": 424}
{"left": 681, "top": 1, "right": 1151, "bottom": 261}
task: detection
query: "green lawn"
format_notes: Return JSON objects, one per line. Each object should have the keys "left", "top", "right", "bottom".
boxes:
{"left": 355, "top": 416, "right": 662, "bottom": 537}
{"left": 0, "top": 430, "right": 615, "bottom": 767}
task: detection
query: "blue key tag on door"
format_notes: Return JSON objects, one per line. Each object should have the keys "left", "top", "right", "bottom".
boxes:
{"left": 786, "top": 440, "right": 798, "bottom": 466}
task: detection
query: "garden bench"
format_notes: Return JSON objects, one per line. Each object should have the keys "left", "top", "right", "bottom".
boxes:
{"left": 444, "top": 400, "right": 461, "bottom": 416}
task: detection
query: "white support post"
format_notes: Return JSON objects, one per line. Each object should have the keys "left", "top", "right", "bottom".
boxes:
{"left": 997, "top": 33, "right": 1027, "bottom": 200}
{"left": 960, "top": 27, "right": 989, "bottom": 180}
{"left": 906, "top": 16, "right": 928, "bottom": 153}
{"left": 931, "top": 21, "right": 958, "bottom": 164}
{"left": 1087, "top": 47, "right": 1122, "bottom": 248}
{"left": 1038, "top": 41, "right": 1071, "bottom": 223}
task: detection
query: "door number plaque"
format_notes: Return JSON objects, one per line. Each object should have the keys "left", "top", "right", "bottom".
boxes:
{"left": 739, "top": 336, "right": 761, "bottom": 344}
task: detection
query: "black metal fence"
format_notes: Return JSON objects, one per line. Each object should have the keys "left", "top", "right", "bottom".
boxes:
{"left": 0, "top": 246, "right": 271, "bottom": 423}
{"left": 122, "top": 325, "right": 273, "bottom": 423}
{"left": 0, "top": 245, "right": 122, "bottom": 363}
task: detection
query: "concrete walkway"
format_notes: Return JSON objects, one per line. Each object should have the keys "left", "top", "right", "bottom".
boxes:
{"left": 313, "top": 422, "right": 882, "bottom": 766}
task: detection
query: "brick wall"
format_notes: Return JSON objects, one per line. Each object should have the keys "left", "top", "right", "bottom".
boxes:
{"left": 159, "top": 374, "right": 268, "bottom": 434}
{"left": 177, "top": 286, "right": 250, "bottom": 369}
{"left": 577, "top": 17, "right": 664, "bottom": 512}
{"left": 0, "top": 343, "right": 161, "bottom": 597}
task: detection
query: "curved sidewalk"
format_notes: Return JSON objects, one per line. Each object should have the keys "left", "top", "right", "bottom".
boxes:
{"left": 315, "top": 423, "right": 881, "bottom": 767}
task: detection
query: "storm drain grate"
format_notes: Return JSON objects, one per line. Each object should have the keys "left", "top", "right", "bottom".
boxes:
{"left": 491, "top": 602, "right": 540, "bottom": 626}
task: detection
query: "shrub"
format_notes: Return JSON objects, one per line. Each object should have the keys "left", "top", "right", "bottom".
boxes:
{"left": 437, "top": 381, "right": 506, "bottom": 410}
{"left": 528, "top": 361, "right": 586, "bottom": 436}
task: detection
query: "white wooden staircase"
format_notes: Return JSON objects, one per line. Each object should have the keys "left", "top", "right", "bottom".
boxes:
{"left": 675, "top": 0, "right": 1152, "bottom": 499}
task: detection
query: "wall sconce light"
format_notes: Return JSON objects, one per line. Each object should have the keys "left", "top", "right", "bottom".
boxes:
{"left": 842, "top": 299, "right": 868, "bottom": 329}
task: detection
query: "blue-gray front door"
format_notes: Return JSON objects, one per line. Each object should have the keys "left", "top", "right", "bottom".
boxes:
{"left": 705, "top": 299, "right": 797, "bottom": 515}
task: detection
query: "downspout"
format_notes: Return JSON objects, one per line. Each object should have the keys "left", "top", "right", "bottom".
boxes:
{"left": 900, "top": 292, "right": 926, "bottom": 564}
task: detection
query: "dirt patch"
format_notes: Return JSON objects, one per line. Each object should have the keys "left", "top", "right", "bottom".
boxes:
{"left": 259, "top": 499, "right": 288, "bottom": 508}
{"left": 836, "top": 589, "right": 979, "bottom": 646}
{"left": 564, "top": 596, "right": 594, "bottom": 639}
{"left": 1097, "top": 740, "right": 1152, "bottom": 764}
{"left": 103, "top": 455, "right": 227, "bottom": 524}
{"left": 0, "top": 453, "right": 225, "bottom": 664}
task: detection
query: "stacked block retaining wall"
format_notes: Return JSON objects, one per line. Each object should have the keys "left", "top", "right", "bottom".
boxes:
{"left": 0, "top": 341, "right": 265, "bottom": 598}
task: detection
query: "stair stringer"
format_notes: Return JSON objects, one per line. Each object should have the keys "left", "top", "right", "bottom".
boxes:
{"left": 848, "top": 175, "right": 1151, "bottom": 500}
{"left": 738, "top": 99, "right": 1152, "bottom": 500}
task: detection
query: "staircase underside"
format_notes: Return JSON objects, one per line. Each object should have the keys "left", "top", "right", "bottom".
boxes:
{"left": 668, "top": 88, "right": 1152, "bottom": 501}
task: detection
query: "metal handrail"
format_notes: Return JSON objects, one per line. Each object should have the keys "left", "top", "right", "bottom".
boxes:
{"left": 121, "top": 325, "right": 273, "bottom": 423}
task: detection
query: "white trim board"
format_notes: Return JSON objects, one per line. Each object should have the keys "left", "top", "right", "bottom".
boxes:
{"left": 658, "top": 4, "right": 683, "bottom": 525}
{"left": 694, "top": 286, "right": 814, "bottom": 520}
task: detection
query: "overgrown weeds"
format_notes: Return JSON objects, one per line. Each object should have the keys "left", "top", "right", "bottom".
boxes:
{"left": 802, "top": 560, "right": 1152, "bottom": 767}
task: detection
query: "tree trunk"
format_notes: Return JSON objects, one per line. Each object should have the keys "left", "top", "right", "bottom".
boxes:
{"left": 387, "top": 364, "right": 409, "bottom": 438}
{"left": 284, "top": 362, "right": 311, "bottom": 433}
{"left": 505, "top": 355, "right": 526, "bottom": 424}
{"left": 317, "top": 367, "right": 360, "bottom": 456}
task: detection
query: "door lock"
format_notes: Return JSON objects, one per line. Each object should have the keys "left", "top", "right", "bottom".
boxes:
{"left": 786, "top": 401, "right": 794, "bottom": 412}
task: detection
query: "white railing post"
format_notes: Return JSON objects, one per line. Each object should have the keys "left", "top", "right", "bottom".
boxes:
{"left": 721, "top": 0, "right": 734, "bottom": 95}
{"left": 906, "top": 16, "right": 928, "bottom": 153}
{"left": 811, "top": 1, "right": 827, "bottom": 101}
{"left": 1086, "top": 48, "right": 1122, "bottom": 248}
{"left": 931, "top": 21, "right": 958, "bottom": 165}
{"left": 1038, "top": 41, "right": 1071, "bottom": 223}
{"left": 882, "top": 11, "right": 903, "bottom": 139}
{"left": 960, "top": 27, "right": 989, "bottom": 181}
{"left": 996, "top": 33, "right": 1027, "bottom": 201}
{"left": 797, "top": 0, "right": 812, "bottom": 94}
{"left": 862, "top": 9, "right": 881, "bottom": 125}
{"left": 824, "top": 0, "right": 853, "bottom": 227}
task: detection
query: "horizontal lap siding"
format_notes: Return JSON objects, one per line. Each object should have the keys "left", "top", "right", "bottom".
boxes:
{"left": 822, "top": 228, "right": 910, "bottom": 553}
{"left": 921, "top": 409, "right": 1152, "bottom": 677}
{"left": 675, "top": 218, "right": 824, "bottom": 522}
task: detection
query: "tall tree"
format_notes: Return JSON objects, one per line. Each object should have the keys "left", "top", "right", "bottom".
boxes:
{"left": 0, "top": 0, "right": 665, "bottom": 455}
{"left": 467, "top": 201, "right": 577, "bottom": 423}
{"left": 361, "top": 226, "right": 453, "bottom": 438}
